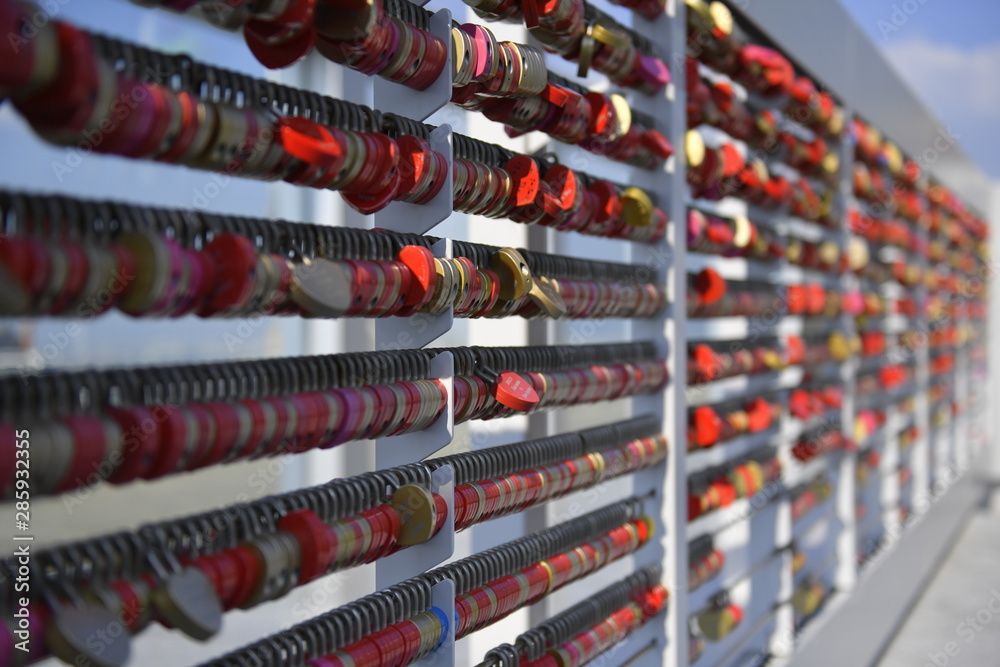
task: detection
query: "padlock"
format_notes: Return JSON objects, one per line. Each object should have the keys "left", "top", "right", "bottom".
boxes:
{"left": 44, "top": 592, "right": 132, "bottom": 667}
{"left": 150, "top": 566, "right": 224, "bottom": 641}
{"left": 243, "top": 0, "right": 317, "bottom": 69}
{"left": 277, "top": 509, "right": 338, "bottom": 585}
{"left": 696, "top": 601, "right": 743, "bottom": 640}
{"left": 390, "top": 483, "right": 440, "bottom": 546}
{"left": 314, "top": 0, "right": 446, "bottom": 90}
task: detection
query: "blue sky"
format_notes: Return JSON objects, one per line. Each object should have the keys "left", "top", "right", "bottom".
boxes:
{"left": 839, "top": 0, "right": 1000, "bottom": 180}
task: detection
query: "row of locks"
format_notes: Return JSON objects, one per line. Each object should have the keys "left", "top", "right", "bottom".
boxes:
{"left": 0, "top": 0, "right": 991, "bottom": 666}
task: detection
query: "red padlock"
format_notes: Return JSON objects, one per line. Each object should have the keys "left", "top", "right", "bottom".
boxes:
{"left": 244, "top": 0, "right": 318, "bottom": 69}
{"left": 694, "top": 268, "right": 726, "bottom": 305}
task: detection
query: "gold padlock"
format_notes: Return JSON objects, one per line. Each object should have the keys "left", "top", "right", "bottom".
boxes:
{"left": 621, "top": 187, "right": 654, "bottom": 227}
{"left": 392, "top": 484, "right": 438, "bottom": 546}
{"left": 491, "top": 247, "right": 533, "bottom": 300}
{"left": 709, "top": 1, "right": 733, "bottom": 36}
{"left": 528, "top": 276, "right": 569, "bottom": 319}
{"left": 696, "top": 603, "right": 742, "bottom": 640}
{"left": 686, "top": 130, "right": 706, "bottom": 168}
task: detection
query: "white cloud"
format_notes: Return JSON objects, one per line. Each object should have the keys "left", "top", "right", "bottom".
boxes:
{"left": 884, "top": 35, "right": 1000, "bottom": 119}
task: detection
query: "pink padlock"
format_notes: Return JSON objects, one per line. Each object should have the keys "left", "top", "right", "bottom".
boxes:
{"left": 841, "top": 290, "right": 865, "bottom": 316}
{"left": 459, "top": 24, "right": 494, "bottom": 81}
{"left": 632, "top": 54, "right": 671, "bottom": 92}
